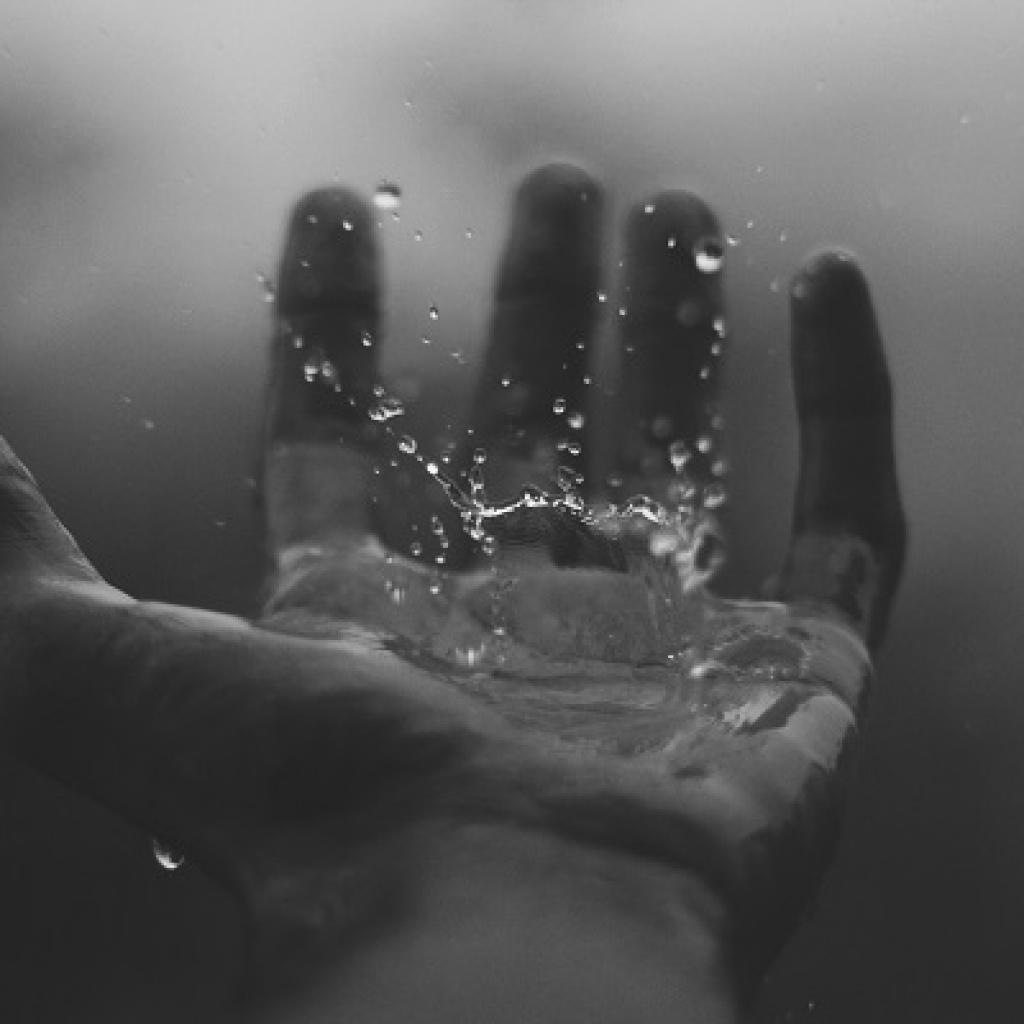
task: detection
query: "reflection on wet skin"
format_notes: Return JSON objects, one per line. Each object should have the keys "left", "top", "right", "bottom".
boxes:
{"left": 0, "top": 162, "right": 904, "bottom": 1021}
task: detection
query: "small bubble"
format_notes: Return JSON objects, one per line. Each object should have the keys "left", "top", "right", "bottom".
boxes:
{"left": 552, "top": 397, "right": 567, "bottom": 415}
{"left": 292, "top": 334, "right": 305, "bottom": 349}
{"left": 431, "top": 515, "right": 446, "bottom": 535}
{"left": 342, "top": 219, "right": 353, "bottom": 231}
{"left": 699, "top": 366, "right": 711, "bottom": 380}
{"left": 712, "top": 316, "right": 727, "bottom": 338}
{"left": 429, "top": 574, "right": 443, "bottom": 595}
{"left": 711, "top": 457, "right": 729, "bottom": 477}
{"left": 398, "top": 435, "right": 417, "bottom": 455}
{"left": 606, "top": 472, "right": 624, "bottom": 489}
{"left": 779, "top": 231, "right": 788, "bottom": 243}
{"left": 421, "top": 335, "right": 431, "bottom": 345}
{"left": 693, "top": 237, "right": 724, "bottom": 274}
{"left": 667, "top": 236, "right": 677, "bottom": 249}
{"left": 373, "top": 180, "right": 402, "bottom": 211}
{"left": 465, "top": 228, "right": 473, "bottom": 239}
{"left": 472, "top": 447, "right": 487, "bottom": 465}
{"left": 644, "top": 203, "right": 656, "bottom": 214}
{"left": 414, "top": 230, "right": 423, "bottom": 241}
{"left": 618, "top": 307, "right": 628, "bottom": 317}
{"left": 567, "top": 411, "right": 585, "bottom": 430}
{"left": 710, "top": 342, "right": 722, "bottom": 357}
{"left": 769, "top": 277, "right": 782, "bottom": 293}
{"left": 428, "top": 304, "right": 439, "bottom": 320}
{"left": 303, "top": 355, "right": 320, "bottom": 382}
{"left": 410, "top": 541, "right": 423, "bottom": 557}
{"left": 141, "top": 418, "right": 156, "bottom": 431}
{"left": 361, "top": 330, "right": 374, "bottom": 347}
{"left": 726, "top": 234, "right": 739, "bottom": 246}
{"left": 481, "top": 535, "right": 498, "bottom": 557}
{"left": 153, "top": 838, "right": 184, "bottom": 871}
{"left": 500, "top": 376, "right": 511, "bottom": 388}
{"left": 596, "top": 291, "right": 608, "bottom": 303}
{"left": 696, "top": 434, "right": 713, "bottom": 454}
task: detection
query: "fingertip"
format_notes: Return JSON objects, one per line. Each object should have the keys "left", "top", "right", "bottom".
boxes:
{"left": 498, "top": 162, "right": 603, "bottom": 298}
{"left": 277, "top": 187, "right": 379, "bottom": 316}
{"left": 789, "top": 248, "right": 890, "bottom": 418}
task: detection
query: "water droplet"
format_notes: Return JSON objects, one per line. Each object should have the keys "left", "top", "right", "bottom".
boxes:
{"left": 596, "top": 291, "right": 608, "bottom": 303}
{"left": 153, "top": 838, "right": 184, "bottom": 871}
{"left": 500, "top": 376, "right": 511, "bottom": 388}
{"left": 667, "top": 236, "right": 677, "bottom": 249}
{"left": 652, "top": 415, "right": 674, "bottom": 440}
{"left": 368, "top": 395, "right": 405, "bottom": 421}
{"left": 703, "top": 482, "right": 727, "bottom": 509}
{"left": 710, "top": 342, "right": 722, "bottom": 357}
{"left": 567, "top": 411, "right": 585, "bottom": 430}
{"left": 255, "top": 272, "right": 276, "bottom": 303}
{"left": 769, "top": 277, "right": 782, "bottom": 293}
{"left": 303, "top": 354, "right": 320, "bottom": 382}
{"left": 699, "top": 366, "right": 711, "bottom": 380}
{"left": 649, "top": 528, "right": 680, "bottom": 558}
{"left": 779, "top": 231, "right": 788, "bottom": 243}
{"left": 342, "top": 219, "right": 353, "bottom": 231}
{"left": 711, "top": 457, "right": 729, "bottom": 477}
{"left": 606, "top": 472, "right": 624, "bottom": 489}
{"left": 373, "top": 180, "right": 402, "bottom": 211}
{"left": 696, "top": 434, "right": 713, "bottom": 454}
{"left": 292, "top": 334, "right": 305, "bottom": 349}
{"left": 410, "top": 540, "right": 423, "bottom": 557}
{"left": 726, "top": 234, "right": 739, "bottom": 246}
{"left": 481, "top": 536, "right": 498, "bottom": 557}
{"left": 669, "top": 440, "right": 690, "bottom": 472}
{"left": 141, "top": 419, "right": 156, "bottom": 431}
{"left": 472, "top": 447, "right": 487, "bottom": 465}
{"left": 712, "top": 316, "right": 727, "bottom": 338}
{"left": 556, "top": 465, "right": 582, "bottom": 492}
{"left": 398, "top": 435, "right": 417, "bottom": 455}
{"left": 361, "top": 330, "right": 374, "bottom": 347}
{"left": 421, "top": 335, "right": 431, "bottom": 346}
{"left": 414, "top": 230, "right": 423, "bottom": 241}
{"left": 456, "top": 646, "right": 484, "bottom": 668}
{"left": 644, "top": 203, "right": 656, "bottom": 214}
{"left": 428, "top": 304, "right": 439, "bottom": 320}
{"left": 429, "top": 574, "right": 443, "bottom": 595}
{"left": 693, "top": 237, "right": 724, "bottom": 274}
{"left": 465, "top": 228, "right": 473, "bottom": 239}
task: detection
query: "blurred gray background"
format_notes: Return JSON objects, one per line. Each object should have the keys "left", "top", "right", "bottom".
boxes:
{"left": 1, "top": 1, "right": 1022, "bottom": 1020}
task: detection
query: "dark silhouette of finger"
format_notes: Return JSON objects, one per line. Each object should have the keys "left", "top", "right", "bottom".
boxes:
{"left": 610, "top": 191, "right": 728, "bottom": 513}
{"left": 467, "top": 163, "right": 603, "bottom": 509}
{"left": 262, "top": 188, "right": 384, "bottom": 559}
{"left": 777, "top": 250, "right": 907, "bottom": 652}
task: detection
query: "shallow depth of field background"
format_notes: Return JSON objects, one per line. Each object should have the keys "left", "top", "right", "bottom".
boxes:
{"left": 1, "top": 2, "right": 1023, "bottom": 1021}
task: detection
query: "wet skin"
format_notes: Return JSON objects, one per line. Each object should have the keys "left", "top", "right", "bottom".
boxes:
{"left": 0, "top": 164, "right": 906, "bottom": 1022}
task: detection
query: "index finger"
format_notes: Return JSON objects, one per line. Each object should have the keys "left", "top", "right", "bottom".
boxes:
{"left": 777, "top": 251, "right": 908, "bottom": 653}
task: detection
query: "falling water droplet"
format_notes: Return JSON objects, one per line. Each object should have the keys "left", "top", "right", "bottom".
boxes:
{"left": 398, "top": 435, "right": 417, "bottom": 455}
{"left": 410, "top": 540, "right": 423, "bottom": 557}
{"left": 361, "top": 330, "right": 374, "bottom": 347}
{"left": 712, "top": 316, "right": 727, "bottom": 339}
{"left": 693, "top": 237, "right": 724, "bottom": 274}
{"left": 596, "top": 291, "right": 608, "bottom": 303}
{"left": 414, "top": 230, "right": 423, "bottom": 241}
{"left": 567, "top": 411, "right": 585, "bottom": 430}
{"left": 373, "top": 180, "right": 402, "bottom": 211}
{"left": 465, "top": 228, "right": 473, "bottom": 239}
{"left": 428, "top": 304, "right": 439, "bottom": 320}
{"left": 696, "top": 434, "right": 713, "bottom": 454}
{"left": 153, "top": 838, "right": 184, "bottom": 871}
{"left": 644, "top": 203, "right": 656, "bottom": 214}
{"left": 667, "top": 236, "right": 677, "bottom": 249}
{"left": 552, "top": 397, "right": 567, "bottom": 415}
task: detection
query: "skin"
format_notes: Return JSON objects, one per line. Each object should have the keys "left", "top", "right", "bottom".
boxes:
{"left": 0, "top": 163, "right": 906, "bottom": 1022}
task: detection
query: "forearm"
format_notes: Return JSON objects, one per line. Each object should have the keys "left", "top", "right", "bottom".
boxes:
{"left": 0, "top": 578, "right": 486, "bottom": 896}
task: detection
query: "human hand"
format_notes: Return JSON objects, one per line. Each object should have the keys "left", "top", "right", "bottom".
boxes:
{"left": 0, "top": 162, "right": 906, "bottom": 1013}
